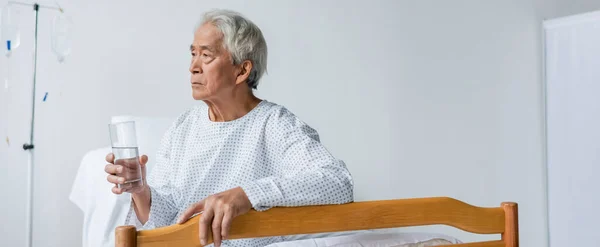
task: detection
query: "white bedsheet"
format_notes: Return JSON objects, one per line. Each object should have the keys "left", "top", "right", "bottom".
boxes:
{"left": 267, "top": 231, "right": 462, "bottom": 247}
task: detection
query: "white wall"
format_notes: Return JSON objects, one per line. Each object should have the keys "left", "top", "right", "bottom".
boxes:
{"left": 544, "top": 11, "right": 600, "bottom": 246}
{"left": 0, "top": 0, "right": 590, "bottom": 246}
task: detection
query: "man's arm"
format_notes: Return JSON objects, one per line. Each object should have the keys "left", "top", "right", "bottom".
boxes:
{"left": 124, "top": 119, "right": 182, "bottom": 229}
{"left": 240, "top": 109, "right": 354, "bottom": 211}
{"left": 126, "top": 184, "right": 179, "bottom": 229}
{"left": 131, "top": 186, "right": 151, "bottom": 224}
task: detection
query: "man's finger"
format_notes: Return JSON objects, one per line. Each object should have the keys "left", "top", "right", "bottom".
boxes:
{"left": 105, "top": 164, "right": 123, "bottom": 174}
{"left": 106, "top": 175, "right": 125, "bottom": 184}
{"left": 221, "top": 210, "right": 233, "bottom": 240}
{"left": 199, "top": 208, "right": 214, "bottom": 246}
{"left": 212, "top": 210, "right": 224, "bottom": 247}
{"left": 105, "top": 153, "right": 114, "bottom": 163}
{"left": 139, "top": 155, "right": 148, "bottom": 167}
{"left": 178, "top": 202, "right": 204, "bottom": 224}
{"left": 111, "top": 186, "right": 124, "bottom": 195}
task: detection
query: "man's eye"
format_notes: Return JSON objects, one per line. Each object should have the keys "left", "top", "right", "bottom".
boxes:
{"left": 202, "top": 53, "right": 210, "bottom": 57}
{"left": 191, "top": 53, "right": 196, "bottom": 56}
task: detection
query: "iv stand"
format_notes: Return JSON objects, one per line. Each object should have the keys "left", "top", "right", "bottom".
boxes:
{"left": 6, "top": 2, "right": 63, "bottom": 247}
{"left": 26, "top": 4, "right": 38, "bottom": 247}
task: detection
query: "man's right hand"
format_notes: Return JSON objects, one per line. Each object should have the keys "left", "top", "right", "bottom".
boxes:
{"left": 104, "top": 153, "right": 149, "bottom": 195}
{"left": 105, "top": 153, "right": 152, "bottom": 223}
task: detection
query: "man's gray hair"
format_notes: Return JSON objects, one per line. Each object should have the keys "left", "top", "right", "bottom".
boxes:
{"left": 199, "top": 9, "right": 268, "bottom": 89}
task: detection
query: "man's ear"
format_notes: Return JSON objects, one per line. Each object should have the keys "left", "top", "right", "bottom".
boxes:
{"left": 235, "top": 60, "right": 253, "bottom": 85}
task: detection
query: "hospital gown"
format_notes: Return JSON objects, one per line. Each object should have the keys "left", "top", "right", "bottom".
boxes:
{"left": 125, "top": 100, "right": 354, "bottom": 246}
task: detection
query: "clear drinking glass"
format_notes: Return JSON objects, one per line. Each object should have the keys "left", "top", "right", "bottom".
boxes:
{"left": 109, "top": 121, "right": 143, "bottom": 192}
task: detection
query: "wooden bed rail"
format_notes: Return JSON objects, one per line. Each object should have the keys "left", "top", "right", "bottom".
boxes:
{"left": 115, "top": 197, "right": 519, "bottom": 247}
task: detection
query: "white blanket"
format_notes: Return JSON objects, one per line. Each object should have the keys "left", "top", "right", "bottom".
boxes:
{"left": 268, "top": 231, "right": 462, "bottom": 247}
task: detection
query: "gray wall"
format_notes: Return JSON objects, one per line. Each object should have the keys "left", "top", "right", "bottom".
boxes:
{"left": 553, "top": 0, "right": 600, "bottom": 17}
{"left": 0, "top": 0, "right": 596, "bottom": 246}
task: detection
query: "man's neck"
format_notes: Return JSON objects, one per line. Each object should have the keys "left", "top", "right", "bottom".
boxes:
{"left": 205, "top": 91, "right": 262, "bottom": 122}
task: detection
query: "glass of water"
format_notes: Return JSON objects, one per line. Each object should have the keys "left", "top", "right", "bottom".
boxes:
{"left": 109, "top": 121, "right": 144, "bottom": 192}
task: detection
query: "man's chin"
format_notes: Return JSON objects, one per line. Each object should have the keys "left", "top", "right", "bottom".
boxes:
{"left": 191, "top": 86, "right": 208, "bottom": 100}
{"left": 192, "top": 94, "right": 205, "bottom": 100}
{"left": 192, "top": 91, "right": 208, "bottom": 101}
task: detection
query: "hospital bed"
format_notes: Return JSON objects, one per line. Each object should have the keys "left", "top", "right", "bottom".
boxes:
{"left": 114, "top": 197, "right": 518, "bottom": 247}
{"left": 71, "top": 116, "right": 518, "bottom": 247}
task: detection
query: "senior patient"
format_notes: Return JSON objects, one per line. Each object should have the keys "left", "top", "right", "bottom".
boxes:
{"left": 104, "top": 9, "right": 354, "bottom": 247}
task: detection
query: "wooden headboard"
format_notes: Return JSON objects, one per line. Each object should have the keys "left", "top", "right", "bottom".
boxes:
{"left": 115, "top": 197, "right": 518, "bottom": 247}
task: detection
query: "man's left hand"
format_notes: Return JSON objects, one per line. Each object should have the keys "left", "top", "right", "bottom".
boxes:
{"left": 177, "top": 187, "right": 252, "bottom": 247}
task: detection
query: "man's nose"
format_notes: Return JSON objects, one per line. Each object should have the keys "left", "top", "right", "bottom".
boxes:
{"left": 190, "top": 59, "right": 202, "bottom": 74}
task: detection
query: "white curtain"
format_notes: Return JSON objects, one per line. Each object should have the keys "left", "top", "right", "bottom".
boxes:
{"left": 544, "top": 10, "right": 600, "bottom": 247}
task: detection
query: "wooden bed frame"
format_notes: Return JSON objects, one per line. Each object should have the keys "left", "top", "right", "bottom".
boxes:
{"left": 115, "top": 197, "right": 518, "bottom": 247}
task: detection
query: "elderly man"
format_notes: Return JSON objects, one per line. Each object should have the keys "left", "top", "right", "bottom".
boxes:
{"left": 104, "top": 9, "right": 354, "bottom": 247}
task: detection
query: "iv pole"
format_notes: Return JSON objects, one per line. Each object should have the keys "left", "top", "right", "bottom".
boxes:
{"left": 5, "top": 2, "right": 63, "bottom": 247}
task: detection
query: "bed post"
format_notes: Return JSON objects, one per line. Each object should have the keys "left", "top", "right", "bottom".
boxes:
{"left": 115, "top": 226, "right": 137, "bottom": 247}
{"left": 501, "top": 202, "right": 519, "bottom": 247}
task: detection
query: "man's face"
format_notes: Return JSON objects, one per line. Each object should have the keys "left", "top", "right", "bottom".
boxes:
{"left": 189, "top": 23, "right": 238, "bottom": 101}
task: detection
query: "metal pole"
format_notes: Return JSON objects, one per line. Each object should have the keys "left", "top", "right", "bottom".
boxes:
{"left": 24, "top": 4, "right": 39, "bottom": 247}
{"left": 27, "top": 4, "right": 38, "bottom": 148}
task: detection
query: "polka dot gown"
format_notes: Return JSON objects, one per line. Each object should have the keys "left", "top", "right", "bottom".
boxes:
{"left": 125, "top": 100, "right": 354, "bottom": 246}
